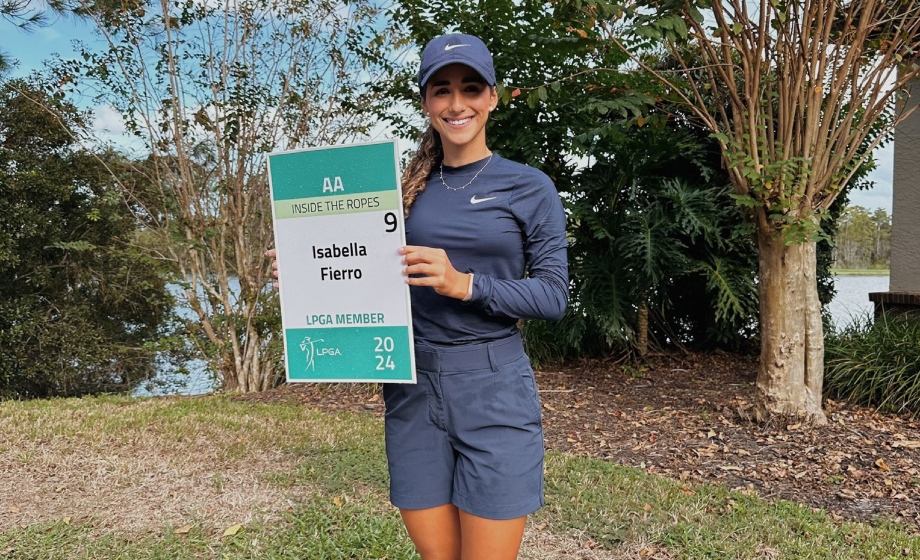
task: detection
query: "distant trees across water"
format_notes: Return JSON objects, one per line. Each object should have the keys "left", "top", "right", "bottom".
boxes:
{"left": 833, "top": 206, "right": 891, "bottom": 271}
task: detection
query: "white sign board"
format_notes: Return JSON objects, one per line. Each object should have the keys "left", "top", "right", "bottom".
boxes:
{"left": 267, "top": 140, "right": 415, "bottom": 383}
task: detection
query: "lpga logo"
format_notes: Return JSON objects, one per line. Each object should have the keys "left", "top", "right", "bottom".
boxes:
{"left": 299, "top": 335, "right": 342, "bottom": 370}
{"left": 299, "top": 336, "right": 323, "bottom": 370}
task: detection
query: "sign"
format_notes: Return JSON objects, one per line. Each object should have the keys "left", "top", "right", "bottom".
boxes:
{"left": 267, "top": 140, "right": 415, "bottom": 383}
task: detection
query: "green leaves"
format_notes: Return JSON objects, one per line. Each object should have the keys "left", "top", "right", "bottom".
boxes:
{"left": 45, "top": 241, "right": 98, "bottom": 252}
{"left": 635, "top": 13, "right": 689, "bottom": 42}
{"left": 826, "top": 315, "right": 920, "bottom": 416}
{"left": 0, "top": 78, "right": 172, "bottom": 399}
{"left": 693, "top": 256, "right": 758, "bottom": 327}
{"left": 561, "top": 121, "right": 757, "bottom": 355}
{"left": 584, "top": 92, "right": 655, "bottom": 119}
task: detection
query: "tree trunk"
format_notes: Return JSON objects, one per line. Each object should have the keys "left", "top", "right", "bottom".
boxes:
{"left": 637, "top": 299, "right": 649, "bottom": 357}
{"left": 755, "top": 232, "right": 828, "bottom": 425}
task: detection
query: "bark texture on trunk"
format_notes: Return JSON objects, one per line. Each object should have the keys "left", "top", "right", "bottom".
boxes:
{"left": 637, "top": 299, "right": 649, "bottom": 357}
{"left": 755, "top": 233, "right": 828, "bottom": 425}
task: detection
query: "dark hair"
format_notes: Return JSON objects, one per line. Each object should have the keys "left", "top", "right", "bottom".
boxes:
{"left": 401, "top": 126, "right": 442, "bottom": 217}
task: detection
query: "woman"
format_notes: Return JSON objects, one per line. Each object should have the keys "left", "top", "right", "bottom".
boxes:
{"left": 387, "top": 32, "right": 568, "bottom": 560}
{"left": 273, "top": 33, "right": 568, "bottom": 559}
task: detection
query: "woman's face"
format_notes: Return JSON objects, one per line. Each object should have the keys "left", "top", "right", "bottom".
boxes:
{"left": 421, "top": 63, "right": 497, "bottom": 160}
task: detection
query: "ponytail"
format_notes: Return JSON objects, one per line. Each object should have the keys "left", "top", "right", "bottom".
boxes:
{"left": 401, "top": 126, "right": 442, "bottom": 217}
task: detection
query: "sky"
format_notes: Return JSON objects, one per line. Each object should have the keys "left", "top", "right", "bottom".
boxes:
{"left": 0, "top": 17, "right": 895, "bottom": 213}
{"left": 1, "top": 15, "right": 135, "bottom": 146}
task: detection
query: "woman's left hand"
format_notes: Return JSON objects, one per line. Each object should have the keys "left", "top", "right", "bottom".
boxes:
{"left": 399, "top": 245, "right": 471, "bottom": 300}
{"left": 265, "top": 248, "right": 280, "bottom": 289}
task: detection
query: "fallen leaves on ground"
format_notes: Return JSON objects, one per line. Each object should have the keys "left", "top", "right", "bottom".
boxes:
{"left": 235, "top": 351, "right": 920, "bottom": 529}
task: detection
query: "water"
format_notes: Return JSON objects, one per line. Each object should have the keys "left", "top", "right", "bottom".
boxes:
{"left": 132, "top": 357, "right": 213, "bottom": 397}
{"left": 826, "top": 274, "right": 890, "bottom": 330}
{"left": 132, "top": 282, "right": 221, "bottom": 398}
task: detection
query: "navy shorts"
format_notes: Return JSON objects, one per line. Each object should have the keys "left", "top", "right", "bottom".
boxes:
{"left": 383, "top": 333, "right": 545, "bottom": 520}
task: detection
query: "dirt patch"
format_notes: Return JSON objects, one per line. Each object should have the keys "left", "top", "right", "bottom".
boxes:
{"left": 0, "top": 407, "right": 310, "bottom": 533}
{"left": 237, "top": 352, "right": 920, "bottom": 530}
{"left": 519, "top": 523, "right": 675, "bottom": 559}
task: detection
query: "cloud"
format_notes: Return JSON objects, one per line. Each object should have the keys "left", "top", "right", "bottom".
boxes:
{"left": 93, "top": 104, "right": 126, "bottom": 133}
{"left": 851, "top": 143, "right": 894, "bottom": 213}
{"left": 92, "top": 104, "right": 145, "bottom": 153}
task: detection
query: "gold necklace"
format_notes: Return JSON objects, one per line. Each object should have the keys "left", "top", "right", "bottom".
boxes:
{"left": 439, "top": 154, "right": 493, "bottom": 191}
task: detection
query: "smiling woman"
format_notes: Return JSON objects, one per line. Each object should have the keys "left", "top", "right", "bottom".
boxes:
{"left": 386, "top": 33, "right": 569, "bottom": 560}
{"left": 267, "top": 31, "right": 569, "bottom": 560}
{"left": 420, "top": 64, "right": 496, "bottom": 166}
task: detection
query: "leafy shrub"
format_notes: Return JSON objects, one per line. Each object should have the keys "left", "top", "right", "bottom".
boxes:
{"left": 825, "top": 313, "right": 920, "bottom": 416}
{"left": 0, "top": 79, "right": 172, "bottom": 399}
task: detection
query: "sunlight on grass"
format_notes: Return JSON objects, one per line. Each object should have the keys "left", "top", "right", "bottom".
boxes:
{"left": 539, "top": 453, "right": 919, "bottom": 559}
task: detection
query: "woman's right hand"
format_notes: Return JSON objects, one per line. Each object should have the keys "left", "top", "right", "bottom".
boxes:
{"left": 399, "top": 245, "right": 471, "bottom": 300}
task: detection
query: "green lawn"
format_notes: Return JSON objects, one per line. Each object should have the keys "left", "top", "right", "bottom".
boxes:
{"left": 0, "top": 394, "right": 916, "bottom": 559}
{"left": 831, "top": 268, "right": 890, "bottom": 276}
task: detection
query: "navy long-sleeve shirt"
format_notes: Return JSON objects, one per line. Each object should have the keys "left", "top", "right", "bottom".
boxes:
{"left": 405, "top": 154, "right": 569, "bottom": 345}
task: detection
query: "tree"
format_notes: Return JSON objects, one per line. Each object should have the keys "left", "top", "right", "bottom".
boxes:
{"left": 50, "top": 0, "right": 405, "bottom": 392}
{"left": 833, "top": 205, "right": 891, "bottom": 269}
{"left": 0, "top": 78, "right": 171, "bottom": 399}
{"left": 869, "top": 208, "right": 892, "bottom": 267}
{"left": 571, "top": 0, "right": 920, "bottom": 424}
{"left": 560, "top": 48, "right": 761, "bottom": 357}
{"left": 1, "top": 0, "right": 70, "bottom": 27}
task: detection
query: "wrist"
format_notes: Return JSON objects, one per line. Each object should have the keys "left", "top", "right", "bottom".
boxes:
{"left": 462, "top": 273, "right": 474, "bottom": 302}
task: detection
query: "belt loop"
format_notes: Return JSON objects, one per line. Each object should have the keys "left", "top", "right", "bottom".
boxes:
{"left": 487, "top": 343, "right": 499, "bottom": 372}
{"left": 436, "top": 348, "right": 442, "bottom": 374}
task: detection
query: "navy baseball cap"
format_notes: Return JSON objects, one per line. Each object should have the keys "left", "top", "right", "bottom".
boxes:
{"left": 418, "top": 33, "right": 496, "bottom": 91}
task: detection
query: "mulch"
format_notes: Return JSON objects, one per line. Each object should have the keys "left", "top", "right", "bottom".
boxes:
{"left": 233, "top": 352, "right": 920, "bottom": 530}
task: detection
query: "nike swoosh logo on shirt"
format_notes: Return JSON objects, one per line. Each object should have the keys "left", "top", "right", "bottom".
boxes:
{"left": 444, "top": 44, "right": 471, "bottom": 51}
{"left": 470, "top": 195, "right": 497, "bottom": 204}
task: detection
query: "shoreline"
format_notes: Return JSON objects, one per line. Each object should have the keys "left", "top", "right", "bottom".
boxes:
{"left": 831, "top": 269, "right": 890, "bottom": 276}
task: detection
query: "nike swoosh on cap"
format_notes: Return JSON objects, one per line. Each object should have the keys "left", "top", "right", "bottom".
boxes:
{"left": 470, "top": 195, "right": 497, "bottom": 204}
{"left": 444, "top": 44, "right": 471, "bottom": 51}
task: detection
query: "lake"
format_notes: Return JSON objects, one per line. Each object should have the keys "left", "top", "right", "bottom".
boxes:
{"left": 133, "top": 282, "right": 217, "bottom": 398}
{"left": 826, "top": 274, "right": 890, "bottom": 330}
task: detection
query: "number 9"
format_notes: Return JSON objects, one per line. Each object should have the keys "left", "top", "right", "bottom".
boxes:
{"left": 384, "top": 212, "right": 398, "bottom": 233}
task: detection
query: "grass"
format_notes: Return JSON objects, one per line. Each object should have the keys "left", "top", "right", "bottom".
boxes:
{"left": 831, "top": 268, "right": 890, "bottom": 276}
{"left": 826, "top": 312, "right": 920, "bottom": 415}
{"left": 2, "top": 394, "right": 919, "bottom": 559}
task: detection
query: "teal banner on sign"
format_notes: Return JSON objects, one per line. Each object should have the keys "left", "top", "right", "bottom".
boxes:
{"left": 270, "top": 142, "right": 400, "bottom": 201}
{"left": 267, "top": 140, "right": 415, "bottom": 383}
{"left": 284, "top": 327, "right": 413, "bottom": 382}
